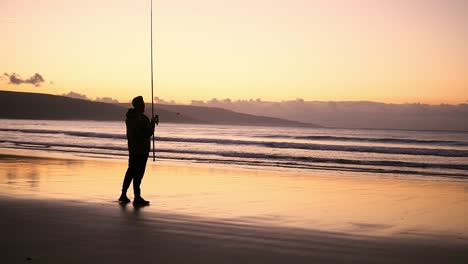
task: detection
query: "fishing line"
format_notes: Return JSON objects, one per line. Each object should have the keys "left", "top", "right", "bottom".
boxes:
{"left": 150, "top": 0, "right": 155, "bottom": 161}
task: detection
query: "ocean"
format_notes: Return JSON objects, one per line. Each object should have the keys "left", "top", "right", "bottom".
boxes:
{"left": 1, "top": 119, "right": 467, "bottom": 179}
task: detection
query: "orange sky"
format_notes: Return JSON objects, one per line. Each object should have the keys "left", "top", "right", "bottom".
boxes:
{"left": 1, "top": 0, "right": 467, "bottom": 104}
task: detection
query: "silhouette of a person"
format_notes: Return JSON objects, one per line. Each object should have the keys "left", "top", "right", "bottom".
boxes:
{"left": 119, "top": 96, "right": 158, "bottom": 205}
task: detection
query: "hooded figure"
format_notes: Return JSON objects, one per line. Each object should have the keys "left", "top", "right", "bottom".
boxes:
{"left": 126, "top": 107, "right": 152, "bottom": 155}
{"left": 119, "top": 96, "right": 158, "bottom": 205}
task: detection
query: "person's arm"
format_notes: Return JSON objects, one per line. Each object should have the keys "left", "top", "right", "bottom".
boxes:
{"left": 145, "top": 115, "right": 158, "bottom": 137}
{"left": 151, "top": 115, "right": 159, "bottom": 126}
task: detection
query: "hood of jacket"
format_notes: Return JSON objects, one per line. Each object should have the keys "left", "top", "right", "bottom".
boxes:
{"left": 126, "top": 108, "right": 139, "bottom": 119}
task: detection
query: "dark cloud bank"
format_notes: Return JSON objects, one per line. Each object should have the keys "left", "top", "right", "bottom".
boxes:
{"left": 4, "top": 73, "right": 45, "bottom": 87}
{"left": 62, "top": 91, "right": 119, "bottom": 104}
{"left": 189, "top": 98, "right": 468, "bottom": 131}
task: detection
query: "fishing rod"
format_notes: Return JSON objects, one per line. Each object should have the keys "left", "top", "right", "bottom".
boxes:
{"left": 150, "top": 0, "right": 155, "bottom": 162}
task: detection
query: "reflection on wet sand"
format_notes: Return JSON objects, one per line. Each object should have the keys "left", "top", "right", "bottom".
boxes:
{"left": 1, "top": 154, "right": 84, "bottom": 190}
{"left": 1, "top": 153, "right": 468, "bottom": 239}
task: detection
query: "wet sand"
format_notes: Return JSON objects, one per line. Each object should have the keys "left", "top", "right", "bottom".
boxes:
{"left": 2, "top": 196, "right": 468, "bottom": 264}
{"left": 1, "top": 152, "right": 468, "bottom": 263}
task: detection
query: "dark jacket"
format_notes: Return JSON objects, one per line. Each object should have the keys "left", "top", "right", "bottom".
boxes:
{"left": 126, "top": 108, "right": 155, "bottom": 155}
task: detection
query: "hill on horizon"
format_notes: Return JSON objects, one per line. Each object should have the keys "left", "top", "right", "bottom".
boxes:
{"left": 0, "top": 91, "right": 318, "bottom": 128}
{"left": 117, "top": 103, "right": 317, "bottom": 127}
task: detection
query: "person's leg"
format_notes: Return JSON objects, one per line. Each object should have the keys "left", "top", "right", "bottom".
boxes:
{"left": 119, "top": 155, "right": 136, "bottom": 202}
{"left": 133, "top": 155, "right": 149, "bottom": 205}
{"left": 133, "top": 155, "right": 148, "bottom": 197}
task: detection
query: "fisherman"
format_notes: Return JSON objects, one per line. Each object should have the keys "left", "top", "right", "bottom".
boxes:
{"left": 119, "top": 96, "right": 158, "bottom": 205}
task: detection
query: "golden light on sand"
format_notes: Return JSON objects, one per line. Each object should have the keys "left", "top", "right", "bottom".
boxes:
{"left": 2, "top": 153, "right": 467, "bottom": 236}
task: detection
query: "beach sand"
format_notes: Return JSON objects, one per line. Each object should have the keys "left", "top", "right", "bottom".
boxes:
{"left": 1, "top": 151, "right": 468, "bottom": 263}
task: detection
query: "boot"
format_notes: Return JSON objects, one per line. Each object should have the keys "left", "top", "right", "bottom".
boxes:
{"left": 118, "top": 192, "right": 131, "bottom": 203}
{"left": 133, "top": 196, "right": 150, "bottom": 206}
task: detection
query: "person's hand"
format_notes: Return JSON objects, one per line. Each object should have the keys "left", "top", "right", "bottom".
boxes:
{"left": 151, "top": 115, "right": 159, "bottom": 125}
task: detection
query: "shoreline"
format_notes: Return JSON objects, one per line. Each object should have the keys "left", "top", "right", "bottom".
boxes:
{"left": 2, "top": 146, "right": 467, "bottom": 181}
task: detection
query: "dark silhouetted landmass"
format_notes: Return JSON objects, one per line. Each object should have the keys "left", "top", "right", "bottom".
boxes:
{"left": 118, "top": 103, "right": 317, "bottom": 127}
{"left": 0, "top": 91, "right": 318, "bottom": 127}
{"left": 0, "top": 91, "right": 199, "bottom": 123}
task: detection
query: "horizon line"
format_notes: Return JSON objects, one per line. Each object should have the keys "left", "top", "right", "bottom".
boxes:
{"left": 1, "top": 89, "right": 467, "bottom": 106}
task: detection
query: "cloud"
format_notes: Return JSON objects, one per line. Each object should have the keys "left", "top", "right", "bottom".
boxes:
{"left": 190, "top": 98, "right": 468, "bottom": 131}
{"left": 95, "top": 97, "right": 119, "bottom": 104}
{"left": 62, "top": 91, "right": 90, "bottom": 101}
{"left": 154, "top": 97, "right": 176, "bottom": 105}
{"left": 4, "top": 73, "right": 45, "bottom": 87}
{"left": 190, "top": 100, "right": 205, "bottom": 105}
{"left": 62, "top": 91, "right": 119, "bottom": 103}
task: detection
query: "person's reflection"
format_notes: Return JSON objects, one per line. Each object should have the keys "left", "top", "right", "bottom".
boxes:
{"left": 118, "top": 201, "right": 146, "bottom": 217}
{"left": 28, "top": 168, "right": 39, "bottom": 188}
{"left": 6, "top": 169, "right": 17, "bottom": 185}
